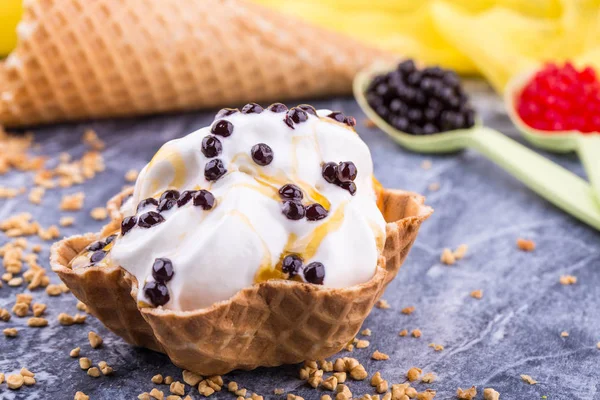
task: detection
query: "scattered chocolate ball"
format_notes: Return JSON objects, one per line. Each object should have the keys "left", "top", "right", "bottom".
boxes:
{"left": 337, "top": 161, "right": 357, "bottom": 182}
{"left": 136, "top": 198, "right": 158, "bottom": 213}
{"left": 298, "top": 104, "right": 317, "bottom": 116}
{"left": 251, "top": 143, "right": 274, "bottom": 166}
{"left": 104, "top": 234, "right": 117, "bottom": 245}
{"left": 157, "top": 198, "right": 176, "bottom": 213}
{"left": 281, "top": 200, "right": 305, "bottom": 220}
{"left": 282, "top": 254, "right": 303, "bottom": 277}
{"left": 193, "top": 190, "right": 215, "bottom": 210}
{"left": 365, "top": 59, "right": 475, "bottom": 135}
{"left": 90, "top": 250, "right": 106, "bottom": 263}
{"left": 204, "top": 159, "right": 227, "bottom": 181}
{"left": 87, "top": 241, "right": 105, "bottom": 252}
{"left": 137, "top": 211, "right": 165, "bottom": 228}
{"left": 215, "top": 108, "right": 238, "bottom": 119}
{"left": 306, "top": 204, "right": 328, "bottom": 221}
{"left": 304, "top": 262, "right": 325, "bottom": 285}
{"left": 327, "top": 111, "right": 346, "bottom": 123}
{"left": 201, "top": 135, "right": 222, "bottom": 158}
{"left": 278, "top": 184, "right": 303, "bottom": 201}
{"left": 267, "top": 103, "right": 288, "bottom": 113}
{"left": 339, "top": 181, "right": 357, "bottom": 196}
{"left": 288, "top": 107, "right": 308, "bottom": 124}
{"left": 211, "top": 120, "right": 234, "bottom": 137}
{"left": 241, "top": 103, "right": 264, "bottom": 114}
{"left": 321, "top": 162, "right": 339, "bottom": 184}
{"left": 144, "top": 281, "right": 170, "bottom": 307}
{"left": 152, "top": 258, "right": 174, "bottom": 283}
{"left": 177, "top": 190, "right": 197, "bottom": 207}
{"left": 160, "top": 190, "right": 180, "bottom": 202}
{"left": 121, "top": 216, "right": 137, "bottom": 236}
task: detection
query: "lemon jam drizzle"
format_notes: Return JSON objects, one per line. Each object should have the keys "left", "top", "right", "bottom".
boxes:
{"left": 143, "top": 145, "right": 187, "bottom": 198}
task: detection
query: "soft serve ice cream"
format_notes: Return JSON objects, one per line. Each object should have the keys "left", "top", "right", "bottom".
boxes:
{"left": 73, "top": 103, "right": 387, "bottom": 311}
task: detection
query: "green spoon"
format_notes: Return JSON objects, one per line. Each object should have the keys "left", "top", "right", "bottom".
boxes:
{"left": 504, "top": 69, "right": 600, "bottom": 206}
{"left": 353, "top": 64, "right": 600, "bottom": 231}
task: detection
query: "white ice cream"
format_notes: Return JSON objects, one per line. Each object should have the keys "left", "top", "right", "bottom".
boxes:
{"left": 110, "top": 107, "right": 386, "bottom": 311}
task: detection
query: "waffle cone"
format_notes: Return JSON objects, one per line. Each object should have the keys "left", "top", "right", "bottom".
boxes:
{"left": 0, "top": 0, "right": 392, "bottom": 127}
{"left": 51, "top": 188, "right": 432, "bottom": 375}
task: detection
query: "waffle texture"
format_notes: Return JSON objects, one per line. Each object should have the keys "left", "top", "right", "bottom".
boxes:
{"left": 51, "top": 188, "right": 432, "bottom": 375}
{"left": 0, "top": 0, "right": 391, "bottom": 127}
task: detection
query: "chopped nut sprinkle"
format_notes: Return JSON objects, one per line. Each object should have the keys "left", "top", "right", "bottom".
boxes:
{"left": 371, "top": 350, "right": 389, "bottom": 361}
{"left": 60, "top": 216, "right": 75, "bottom": 227}
{"left": 60, "top": 192, "right": 85, "bottom": 211}
{"left": 75, "top": 391, "right": 90, "bottom": 400}
{"left": 520, "top": 374, "right": 537, "bottom": 385}
{"left": 559, "top": 275, "right": 577, "bottom": 285}
{"left": 87, "top": 367, "right": 101, "bottom": 378}
{"left": 470, "top": 290, "right": 483, "bottom": 299}
{"left": 46, "top": 284, "right": 63, "bottom": 296}
{"left": 561, "top": 331, "right": 569, "bottom": 337}
{"left": 7, "top": 373, "right": 24, "bottom": 390}
{"left": 83, "top": 129, "right": 105, "bottom": 151}
{"left": 360, "top": 328, "right": 372, "bottom": 336}
{"left": 27, "top": 317, "right": 48, "bottom": 327}
{"left": 164, "top": 375, "right": 174, "bottom": 385}
{"left": 90, "top": 207, "right": 108, "bottom": 220}
{"left": 149, "top": 388, "right": 164, "bottom": 399}
{"left": 70, "top": 347, "right": 81, "bottom": 358}
{"left": 375, "top": 299, "right": 390, "bottom": 309}
{"left": 421, "top": 372, "right": 436, "bottom": 383}
{"left": 428, "top": 343, "right": 444, "bottom": 352}
{"left": 517, "top": 238, "right": 535, "bottom": 252}
{"left": 483, "top": 388, "right": 500, "bottom": 400}
{"left": 274, "top": 388, "right": 285, "bottom": 395}
{"left": 79, "top": 358, "right": 92, "bottom": 370}
{"left": 453, "top": 244, "right": 468, "bottom": 260}
{"left": 88, "top": 331, "right": 103, "bottom": 348}
{"left": 457, "top": 386, "right": 477, "bottom": 400}
{"left": 401, "top": 306, "right": 415, "bottom": 315}
{"left": 356, "top": 340, "right": 370, "bottom": 349}
{"left": 182, "top": 370, "right": 202, "bottom": 386}
{"left": 411, "top": 329, "right": 422, "bottom": 338}
{"left": 399, "top": 329, "right": 408, "bottom": 337}
{"left": 441, "top": 248, "right": 456, "bottom": 265}
{"left": 406, "top": 367, "right": 422, "bottom": 382}
{"left": 170, "top": 381, "right": 185, "bottom": 396}
{"left": 125, "top": 169, "right": 139, "bottom": 182}
{"left": 151, "top": 374, "right": 164, "bottom": 384}
{"left": 12, "top": 302, "right": 29, "bottom": 317}
{"left": 3, "top": 327, "right": 18, "bottom": 337}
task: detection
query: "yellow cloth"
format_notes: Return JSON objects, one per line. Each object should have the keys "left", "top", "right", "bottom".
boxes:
{"left": 253, "top": 0, "right": 600, "bottom": 92}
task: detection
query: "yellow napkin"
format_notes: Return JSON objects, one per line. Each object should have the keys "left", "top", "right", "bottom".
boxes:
{"left": 253, "top": 0, "right": 600, "bottom": 92}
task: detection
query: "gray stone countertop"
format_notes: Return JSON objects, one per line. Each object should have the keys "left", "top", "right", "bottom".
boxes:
{"left": 0, "top": 81, "right": 599, "bottom": 400}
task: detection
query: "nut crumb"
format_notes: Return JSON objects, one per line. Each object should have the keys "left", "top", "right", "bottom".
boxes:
{"left": 32, "top": 303, "right": 46, "bottom": 317}
{"left": 60, "top": 216, "right": 75, "bottom": 227}
{"left": 70, "top": 347, "right": 81, "bottom": 357}
{"left": 375, "top": 299, "right": 390, "bottom": 309}
{"left": 457, "top": 386, "right": 477, "bottom": 400}
{"left": 401, "top": 306, "right": 415, "bottom": 315}
{"left": 441, "top": 248, "right": 456, "bottom": 265}
{"left": 361, "top": 328, "right": 371, "bottom": 336}
{"left": 560, "top": 331, "right": 569, "bottom": 337}
{"left": 76, "top": 301, "right": 88, "bottom": 312}
{"left": 125, "top": 169, "right": 139, "bottom": 182}
{"left": 411, "top": 329, "right": 422, "bottom": 338}
{"left": 483, "top": 388, "right": 500, "bottom": 400}
{"left": 520, "top": 374, "right": 537, "bottom": 385}
{"left": 454, "top": 244, "right": 468, "bottom": 260}
{"left": 559, "top": 275, "right": 577, "bottom": 285}
{"left": 151, "top": 374, "right": 164, "bottom": 384}
{"left": 46, "top": 284, "right": 63, "bottom": 296}
{"left": 88, "top": 331, "right": 103, "bottom": 348}
{"left": 170, "top": 381, "right": 185, "bottom": 396}
{"left": 79, "top": 358, "right": 92, "bottom": 370}
{"left": 421, "top": 160, "right": 432, "bottom": 170}
{"left": 60, "top": 192, "right": 85, "bottom": 211}
{"left": 428, "top": 343, "right": 444, "bottom": 351}
{"left": 90, "top": 207, "right": 108, "bottom": 220}
{"left": 399, "top": 329, "right": 408, "bottom": 337}
{"left": 75, "top": 391, "right": 90, "bottom": 400}
{"left": 421, "top": 372, "right": 436, "bottom": 383}
{"left": 149, "top": 388, "right": 164, "bottom": 399}
{"left": 7, "top": 374, "right": 24, "bottom": 389}
{"left": 182, "top": 370, "right": 202, "bottom": 386}
{"left": 27, "top": 317, "right": 48, "bottom": 327}
{"left": 371, "top": 350, "right": 389, "bottom": 360}
{"left": 274, "top": 388, "right": 285, "bottom": 395}
{"left": 164, "top": 375, "right": 174, "bottom": 385}
{"left": 428, "top": 182, "right": 440, "bottom": 192}
{"left": 470, "top": 290, "right": 483, "bottom": 299}
{"left": 3, "top": 327, "right": 18, "bottom": 337}
{"left": 87, "top": 367, "right": 100, "bottom": 378}
{"left": 406, "top": 367, "right": 422, "bottom": 382}
{"left": 356, "top": 340, "right": 370, "bottom": 349}
{"left": 517, "top": 238, "right": 535, "bottom": 252}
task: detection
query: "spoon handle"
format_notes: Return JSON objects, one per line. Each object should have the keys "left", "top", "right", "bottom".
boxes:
{"left": 575, "top": 135, "right": 600, "bottom": 208}
{"left": 465, "top": 127, "right": 600, "bottom": 231}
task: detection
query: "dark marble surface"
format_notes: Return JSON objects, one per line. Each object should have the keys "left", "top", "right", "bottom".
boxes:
{"left": 1, "top": 82, "right": 599, "bottom": 400}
